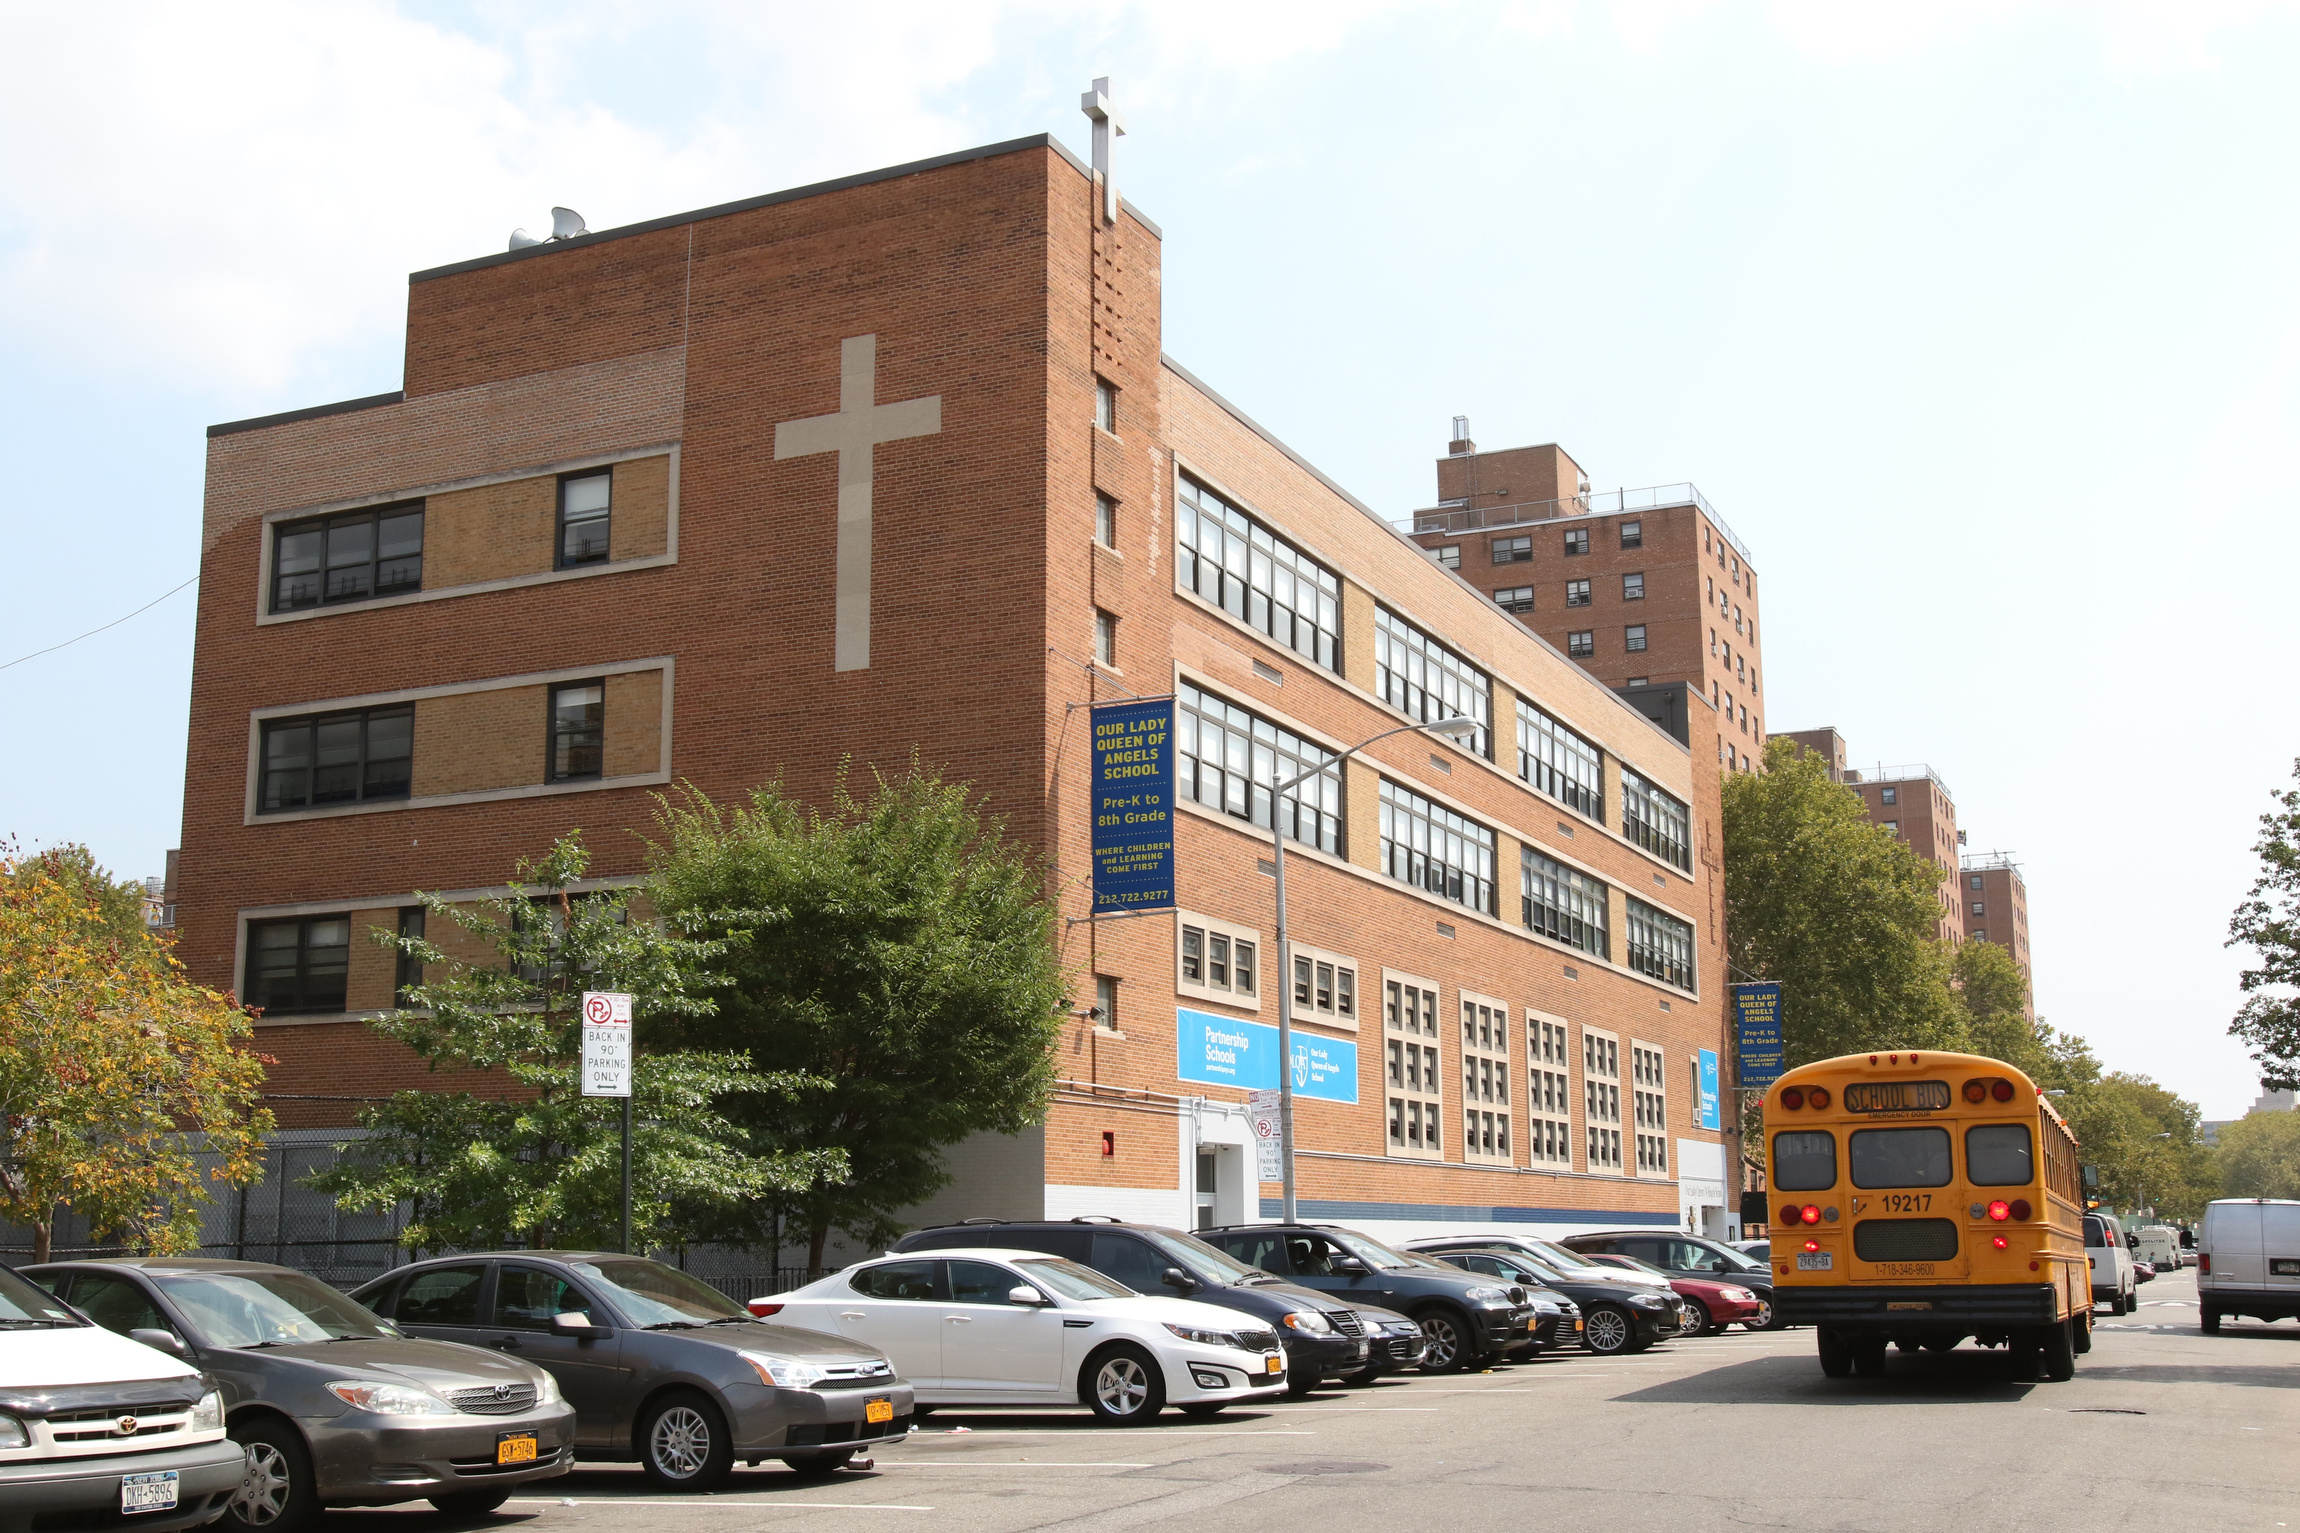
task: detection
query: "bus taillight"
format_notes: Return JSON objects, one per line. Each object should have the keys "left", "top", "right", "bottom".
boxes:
{"left": 1991, "top": 1236, "right": 2009, "bottom": 1251}
{"left": 1780, "top": 1204, "right": 1800, "bottom": 1226}
{"left": 1990, "top": 1079, "right": 2016, "bottom": 1103}
{"left": 1987, "top": 1200, "right": 2011, "bottom": 1221}
{"left": 1963, "top": 1080, "right": 1988, "bottom": 1103}
{"left": 1780, "top": 1087, "right": 1806, "bottom": 1110}
{"left": 1807, "top": 1086, "right": 1831, "bottom": 1109}
{"left": 2009, "top": 1199, "right": 2032, "bottom": 1221}
{"left": 1803, "top": 1239, "right": 1821, "bottom": 1253}
{"left": 1801, "top": 1205, "right": 1822, "bottom": 1225}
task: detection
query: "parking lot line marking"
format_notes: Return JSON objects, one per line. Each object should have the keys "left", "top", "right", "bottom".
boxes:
{"left": 923, "top": 1428, "right": 1316, "bottom": 1437}
{"left": 876, "top": 1462, "right": 1151, "bottom": 1468}
{"left": 507, "top": 1499, "right": 935, "bottom": 1511}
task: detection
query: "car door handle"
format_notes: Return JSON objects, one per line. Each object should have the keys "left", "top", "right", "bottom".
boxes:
{"left": 492, "top": 1336, "right": 522, "bottom": 1351}
{"left": 840, "top": 1311, "right": 866, "bottom": 1321}
{"left": 946, "top": 1316, "right": 972, "bottom": 1324}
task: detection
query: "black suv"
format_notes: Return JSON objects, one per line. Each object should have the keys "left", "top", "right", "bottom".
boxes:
{"left": 1415, "top": 1244, "right": 1683, "bottom": 1356}
{"left": 892, "top": 1220, "right": 1371, "bottom": 1393}
{"left": 1560, "top": 1231, "right": 1783, "bottom": 1331}
{"left": 1199, "top": 1224, "right": 1552, "bottom": 1372}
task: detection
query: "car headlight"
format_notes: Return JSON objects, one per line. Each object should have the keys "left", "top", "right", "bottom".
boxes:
{"left": 1530, "top": 1301, "right": 1562, "bottom": 1315}
{"left": 1462, "top": 1285, "right": 1510, "bottom": 1303}
{"left": 326, "top": 1381, "right": 453, "bottom": 1415}
{"left": 1164, "top": 1322, "right": 1239, "bottom": 1346}
{"left": 1281, "top": 1310, "right": 1333, "bottom": 1335}
{"left": 189, "top": 1391, "right": 224, "bottom": 1432}
{"left": 740, "top": 1352, "right": 830, "bottom": 1389}
{"left": 0, "top": 1414, "right": 26, "bottom": 1449}
{"left": 1629, "top": 1294, "right": 1668, "bottom": 1309}
{"left": 533, "top": 1370, "right": 562, "bottom": 1404}
{"left": 1722, "top": 1288, "right": 1756, "bottom": 1302}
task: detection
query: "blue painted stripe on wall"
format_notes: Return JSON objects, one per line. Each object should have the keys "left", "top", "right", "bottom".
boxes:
{"left": 1259, "top": 1197, "right": 1679, "bottom": 1226}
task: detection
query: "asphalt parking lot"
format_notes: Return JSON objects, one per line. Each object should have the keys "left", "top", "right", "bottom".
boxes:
{"left": 336, "top": 1270, "right": 2295, "bottom": 1533}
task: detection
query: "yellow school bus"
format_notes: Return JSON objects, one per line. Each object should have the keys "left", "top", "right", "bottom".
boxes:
{"left": 1766, "top": 1050, "right": 2089, "bottom": 1380}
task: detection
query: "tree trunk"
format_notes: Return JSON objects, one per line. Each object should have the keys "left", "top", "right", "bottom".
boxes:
{"left": 31, "top": 1214, "right": 51, "bottom": 1265}
{"left": 807, "top": 1221, "right": 829, "bottom": 1274}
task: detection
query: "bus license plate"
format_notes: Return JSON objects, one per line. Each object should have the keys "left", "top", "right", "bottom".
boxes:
{"left": 1797, "top": 1252, "right": 1833, "bottom": 1271}
{"left": 865, "top": 1398, "right": 894, "bottom": 1425}
{"left": 121, "top": 1471, "right": 179, "bottom": 1515}
{"left": 496, "top": 1433, "right": 538, "bottom": 1465}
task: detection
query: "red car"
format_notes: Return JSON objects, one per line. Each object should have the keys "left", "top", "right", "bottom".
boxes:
{"left": 1579, "top": 1253, "right": 1764, "bottom": 1337}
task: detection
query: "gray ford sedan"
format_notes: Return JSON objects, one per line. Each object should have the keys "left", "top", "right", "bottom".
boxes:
{"left": 352, "top": 1253, "right": 912, "bottom": 1490}
{"left": 25, "top": 1258, "right": 574, "bottom": 1532}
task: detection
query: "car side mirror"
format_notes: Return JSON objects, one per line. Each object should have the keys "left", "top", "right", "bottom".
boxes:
{"left": 1160, "top": 1267, "right": 1195, "bottom": 1293}
{"left": 1331, "top": 1256, "right": 1367, "bottom": 1275}
{"left": 128, "top": 1328, "right": 190, "bottom": 1359}
{"left": 549, "top": 1312, "right": 610, "bottom": 1339}
{"left": 1007, "top": 1286, "right": 1049, "bottom": 1307}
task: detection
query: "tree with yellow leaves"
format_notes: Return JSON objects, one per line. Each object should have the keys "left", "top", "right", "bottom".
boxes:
{"left": 0, "top": 844, "right": 272, "bottom": 1261}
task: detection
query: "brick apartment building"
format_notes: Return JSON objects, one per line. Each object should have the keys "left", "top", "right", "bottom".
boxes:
{"left": 179, "top": 128, "right": 1735, "bottom": 1253}
{"left": 1402, "top": 428, "right": 1766, "bottom": 777}
{"left": 1777, "top": 727, "right": 1977, "bottom": 949}
{"left": 1959, "top": 853, "right": 2032, "bottom": 1011}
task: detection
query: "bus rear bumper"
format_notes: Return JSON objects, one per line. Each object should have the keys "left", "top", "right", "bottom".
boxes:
{"left": 1778, "top": 1283, "right": 2060, "bottom": 1329}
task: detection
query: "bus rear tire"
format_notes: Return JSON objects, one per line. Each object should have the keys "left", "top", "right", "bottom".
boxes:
{"left": 2071, "top": 1313, "right": 2092, "bottom": 1354}
{"left": 2040, "top": 1320, "right": 2076, "bottom": 1382}
{"left": 1852, "top": 1337, "right": 1889, "bottom": 1377}
{"left": 1816, "top": 1327, "right": 1853, "bottom": 1378}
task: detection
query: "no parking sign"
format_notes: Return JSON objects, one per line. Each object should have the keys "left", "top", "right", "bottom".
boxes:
{"left": 580, "top": 991, "right": 633, "bottom": 1098}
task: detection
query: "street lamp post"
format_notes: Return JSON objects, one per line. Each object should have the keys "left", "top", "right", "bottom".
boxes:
{"left": 1271, "top": 713, "right": 1479, "bottom": 1222}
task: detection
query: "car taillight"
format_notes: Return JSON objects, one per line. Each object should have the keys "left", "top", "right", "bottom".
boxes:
{"left": 1963, "top": 1080, "right": 1988, "bottom": 1104}
{"left": 2200, "top": 1254, "right": 2210, "bottom": 1275}
{"left": 1990, "top": 1236, "right": 2009, "bottom": 1251}
{"left": 748, "top": 1300, "right": 784, "bottom": 1317}
{"left": 1987, "top": 1200, "right": 2011, "bottom": 1221}
{"left": 1807, "top": 1087, "right": 1831, "bottom": 1109}
{"left": 2009, "top": 1199, "right": 2032, "bottom": 1221}
{"left": 1801, "top": 1205, "right": 1822, "bottom": 1225}
{"left": 1779, "top": 1203, "right": 1801, "bottom": 1226}
{"left": 1781, "top": 1087, "right": 1805, "bottom": 1110}
{"left": 1990, "top": 1079, "right": 2015, "bottom": 1103}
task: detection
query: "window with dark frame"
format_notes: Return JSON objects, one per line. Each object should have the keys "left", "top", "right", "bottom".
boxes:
{"left": 549, "top": 680, "right": 606, "bottom": 781}
{"left": 1621, "top": 767, "right": 1692, "bottom": 871}
{"left": 1567, "top": 630, "right": 1594, "bottom": 657}
{"left": 1625, "top": 624, "right": 1647, "bottom": 652}
{"left": 557, "top": 471, "right": 612, "bottom": 568}
{"left": 1096, "top": 975, "right": 1118, "bottom": 1031}
{"left": 394, "top": 906, "right": 426, "bottom": 1006}
{"left": 1374, "top": 607, "right": 1493, "bottom": 759}
{"left": 1095, "top": 494, "right": 1117, "bottom": 548}
{"left": 1562, "top": 527, "right": 1589, "bottom": 556}
{"left": 259, "top": 705, "right": 413, "bottom": 812}
{"left": 1527, "top": 1014, "right": 1573, "bottom": 1167}
{"left": 1565, "top": 578, "right": 1591, "bottom": 607}
{"left": 1435, "top": 545, "right": 1462, "bottom": 568}
{"left": 1523, "top": 848, "right": 1609, "bottom": 958}
{"left": 1385, "top": 977, "right": 1444, "bottom": 1159}
{"left": 1095, "top": 609, "right": 1117, "bottom": 667}
{"left": 1625, "top": 897, "right": 1696, "bottom": 991}
{"left": 1517, "top": 699, "right": 1603, "bottom": 819}
{"left": 1378, "top": 778, "right": 1496, "bottom": 915}
{"left": 1494, "top": 586, "right": 1534, "bottom": 614}
{"left": 246, "top": 915, "right": 351, "bottom": 1015}
{"left": 1622, "top": 572, "right": 1645, "bottom": 600}
{"left": 1095, "top": 379, "right": 1118, "bottom": 433}
{"left": 1491, "top": 535, "right": 1532, "bottom": 563}
{"left": 1619, "top": 520, "right": 1642, "bottom": 549}
{"left": 1178, "top": 682, "right": 1341, "bottom": 854}
{"left": 1881, "top": 786, "right": 1898, "bottom": 805}
{"left": 1175, "top": 476, "right": 1341, "bottom": 671}
{"left": 270, "top": 502, "right": 424, "bottom": 613}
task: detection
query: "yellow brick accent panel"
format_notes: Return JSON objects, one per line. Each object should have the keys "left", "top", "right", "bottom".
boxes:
{"left": 604, "top": 670, "right": 664, "bottom": 778}
{"left": 1345, "top": 757, "right": 1381, "bottom": 873}
{"left": 344, "top": 907, "right": 403, "bottom": 1012}
{"left": 1490, "top": 678, "right": 1517, "bottom": 766}
{"left": 611, "top": 455, "right": 671, "bottom": 561}
{"left": 1339, "top": 577, "right": 1377, "bottom": 689}
{"left": 425, "top": 475, "right": 557, "bottom": 587}
{"left": 411, "top": 686, "right": 546, "bottom": 797}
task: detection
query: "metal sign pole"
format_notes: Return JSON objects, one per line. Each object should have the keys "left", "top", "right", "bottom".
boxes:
{"left": 622, "top": 1094, "right": 633, "bottom": 1256}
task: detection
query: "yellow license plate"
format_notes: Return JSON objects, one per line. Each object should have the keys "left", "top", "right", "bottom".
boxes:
{"left": 1264, "top": 1355, "right": 1283, "bottom": 1374}
{"left": 865, "top": 1398, "right": 894, "bottom": 1424}
{"left": 495, "top": 1434, "right": 538, "bottom": 1465}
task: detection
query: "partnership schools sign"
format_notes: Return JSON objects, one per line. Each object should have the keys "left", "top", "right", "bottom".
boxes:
{"left": 1176, "top": 1007, "right": 1358, "bottom": 1104}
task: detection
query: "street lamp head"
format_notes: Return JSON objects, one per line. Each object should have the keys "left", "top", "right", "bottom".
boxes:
{"left": 1423, "top": 715, "right": 1479, "bottom": 738}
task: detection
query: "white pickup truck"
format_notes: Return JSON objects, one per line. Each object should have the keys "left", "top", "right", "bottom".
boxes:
{"left": 0, "top": 1262, "right": 244, "bottom": 1531}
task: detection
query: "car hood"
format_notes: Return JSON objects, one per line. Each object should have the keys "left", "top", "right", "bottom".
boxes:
{"left": 1548, "top": 1278, "right": 1669, "bottom": 1305}
{"left": 1063, "top": 1295, "right": 1284, "bottom": 1335}
{"left": 638, "top": 1319, "right": 891, "bottom": 1363}
{"left": 223, "top": 1336, "right": 543, "bottom": 1391}
{"left": 1228, "top": 1279, "right": 1359, "bottom": 1314}
{"left": 0, "top": 1326, "right": 202, "bottom": 1390}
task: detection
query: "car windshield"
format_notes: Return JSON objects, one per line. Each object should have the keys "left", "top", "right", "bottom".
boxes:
{"left": 1139, "top": 1229, "right": 1264, "bottom": 1286}
{"left": 1323, "top": 1230, "right": 1428, "bottom": 1270}
{"left": 1599, "top": 1255, "right": 1672, "bottom": 1278}
{"left": 568, "top": 1259, "right": 747, "bottom": 1326}
{"left": 1014, "top": 1258, "right": 1135, "bottom": 1301}
{"left": 0, "top": 1267, "right": 82, "bottom": 1327}
{"left": 1522, "top": 1239, "right": 1613, "bottom": 1275}
{"left": 156, "top": 1271, "right": 395, "bottom": 1347}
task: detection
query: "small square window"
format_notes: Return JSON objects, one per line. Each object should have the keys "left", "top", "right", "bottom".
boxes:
{"left": 1095, "top": 609, "right": 1117, "bottom": 667}
{"left": 1971, "top": 900, "right": 1985, "bottom": 917}
{"left": 1095, "top": 379, "right": 1118, "bottom": 433}
{"left": 1881, "top": 786, "right": 1898, "bottom": 805}
{"left": 1565, "top": 579, "right": 1591, "bottom": 607}
{"left": 1620, "top": 520, "right": 1642, "bottom": 549}
{"left": 1970, "top": 875, "right": 1984, "bottom": 890}
{"left": 1568, "top": 630, "right": 1594, "bottom": 657}
{"left": 1884, "top": 820, "right": 1899, "bottom": 833}
{"left": 557, "top": 471, "right": 612, "bottom": 569}
{"left": 1096, "top": 494, "right": 1117, "bottom": 548}
{"left": 1562, "top": 527, "right": 1589, "bottom": 556}
{"left": 1494, "top": 586, "right": 1534, "bottom": 614}
{"left": 1626, "top": 676, "right": 1649, "bottom": 686}
{"left": 1622, "top": 572, "right": 1645, "bottom": 600}
{"left": 1491, "top": 535, "right": 1531, "bottom": 563}
{"left": 1625, "top": 624, "right": 1647, "bottom": 652}
{"left": 1435, "top": 544, "right": 1461, "bottom": 568}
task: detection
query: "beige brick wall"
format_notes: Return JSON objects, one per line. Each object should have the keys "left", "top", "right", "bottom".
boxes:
{"left": 344, "top": 906, "right": 403, "bottom": 1012}
{"left": 1339, "top": 577, "right": 1376, "bottom": 690}
{"left": 603, "top": 670, "right": 663, "bottom": 777}
{"left": 611, "top": 454, "right": 672, "bottom": 561}
{"left": 426, "top": 476, "right": 557, "bottom": 587}
{"left": 412, "top": 686, "right": 547, "bottom": 796}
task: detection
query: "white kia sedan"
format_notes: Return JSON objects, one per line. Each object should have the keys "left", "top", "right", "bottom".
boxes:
{"left": 762, "top": 1248, "right": 1287, "bottom": 1423}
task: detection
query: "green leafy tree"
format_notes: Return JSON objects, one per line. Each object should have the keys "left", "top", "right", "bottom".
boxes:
{"left": 2215, "top": 1109, "right": 2300, "bottom": 1201}
{"left": 2060, "top": 1073, "right": 2217, "bottom": 1221}
{"left": 2229, "top": 759, "right": 2300, "bottom": 1090}
{"left": 1723, "top": 740, "right": 1969, "bottom": 1067}
{"left": 310, "top": 834, "right": 844, "bottom": 1252}
{"left": 647, "top": 764, "right": 1067, "bottom": 1269}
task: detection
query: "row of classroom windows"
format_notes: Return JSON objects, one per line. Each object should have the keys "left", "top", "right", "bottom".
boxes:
{"left": 256, "top": 682, "right": 607, "bottom": 811}
{"left": 1174, "top": 479, "right": 1691, "bottom": 872}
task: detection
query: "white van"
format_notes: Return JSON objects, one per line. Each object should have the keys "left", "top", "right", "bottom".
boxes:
{"left": 2198, "top": 1198, "right": 2300, "bottom": 1333}
{"left": 0, "top": 1262, "right": 243, "bottom": 1528}
{"left": 2129, "top": 1226, "right": 2181, "bottom": 1271}
{"left": 2083, "top": 1211, "right": 2136, "bottom": 1314}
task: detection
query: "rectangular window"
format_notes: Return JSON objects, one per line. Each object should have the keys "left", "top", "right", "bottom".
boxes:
{"left": 1562, "top": 527, "right": 1589, "bottom": 556}
{"left": 1491, "top": 535, "right": 1532, "bottom": 563}
{"left": 1523, "top": 848, "right": 1608, "bottom": 957}
{"left": 1095, "top": 974, "right": 1118, "bottom": 1030}
{"left": 1969, "top": 874, "right": 1984, "bottom": 891}
{"left": 1850, "top": 1126, "right": 1952, "bottom": 1188}
{"left": 1177, "top": 681, "right": 1342, "bottom": 854}
{"left": 1177, "top": 911, "right": 1258, "bottom": 1006}
{"left": 1461, "top": 993, "right": 1512, "bottom": 1164}
{"left": 1884, "top": 820, "right": 1899, "bottom": 833}
{"left": 258, "top": 705, "right": 413, "bottom": 812}
{"left": 1622, "top": 572, "right": 1645, "bottom": 601}
{"left": 1631, "top": 1042, "right": 1668, "bottom": 1177}
{"left": 1967, "top": 1124, "right": 2033, "bottom": 1187}
{"left": 1095, "top": 609, "right": 1117, "bottom": 667}
{"left": 1970, "top": 900, "right": 1985, "bottom": 916}
{"left": 1435, "top": 544, "right": 1461, "bottom": 568}
{"left": 1516, "top": 700, "right": 1603, "bottom": 820}
{"left": 1620, "top": 767, "right": 1692, "bottom": 871}
{"left": 1584, "top": 1026, "right": 1622, "bottom": 1171}
{"left": 394, "top": 906, "right": 425, "bottom": 1007}
{"left": 246, "top": 915, "right": 351, "bottom": 1015}
{"left": 1385, "top": 973, "right": 1444, "bottom": 1159}
{"left": 548, "top": 680, "right": 605, "bottom": 782}
{"left": 1096, "top": 494, "right": 1117, "bottom": 548}
{"left": 1375, "top": 607, "right": 1493, "bottom": 758}
{"left": 1625, "top": 897, "right": 1696, "bottom": 991}
{"left": 270, "top": 503, "right": 424, "bottom": 613}
{"left": 1095, "top": 379, "right": 1117, "bottom": 433}
{"left": 557, "top": 471, "right": 612, "bottom": 568}
{"left": 1619, "top": 520, "right": 1642, "bottom": 549}
{"left": 1565, "top": 579, "right": 1591, "bottom": 607}
{"left": 1772, "top": 1130, "right": 1837, "bottom": 1190}
{"left": 1494, "top": 586, "right": 1534, "bottom": 614}
{"left": 1625, "top": 624, "right": 1647, "bottom": 652}
{"left": 1881, "top": 786, "right": 1898, "bottom": 805}
{"left": 1567, "top": 630, "right": 1594, "bottom": 657}
{"left": 1176, "top": 476, "right": 1341, "bottom": 671}
{"left": 1378, "top": 780, "right": 1496, "bottom": 915}
{"left": 1526, "top": 1012, "right": 1574, "bottom": 1168}
{"left": 1291, "top": 945, "right": 1357, "bottom": 1026}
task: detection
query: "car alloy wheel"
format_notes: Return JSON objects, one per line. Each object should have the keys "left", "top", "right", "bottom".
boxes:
{"left": 1582, "top": 1305, "right": 1632, "bottom": 1355}
{"left": 1417, "top": 1309, "right": 1470, "bottom": 1372}
{"left": 1742, "top": 1298, "right": 1774, "bottom": 1332}
{"left": 651, "top": 1405, "right": 715, "bottom": 1480}
{"left": 232, "top": 1443, "right": 291, "bottom": 1527}
{"left": 1677, "top": 1300, "right": 1710, "bottom": 1338}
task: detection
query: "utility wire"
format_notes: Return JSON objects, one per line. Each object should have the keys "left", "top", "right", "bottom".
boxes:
{"left": 0, "top": 575, "right": 199, "bottom": 675}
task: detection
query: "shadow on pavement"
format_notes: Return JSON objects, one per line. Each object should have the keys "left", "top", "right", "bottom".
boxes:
{"left": 1611, "top": 1348, "right": 2044, "bottom": 1406}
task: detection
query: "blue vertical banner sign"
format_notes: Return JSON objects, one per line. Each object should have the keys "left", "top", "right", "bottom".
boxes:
{"left": 1090, "top": 698, "right": 1176, "bottom": 914}
{"left": 1697, "top": 1049, "right": 1721, "bottom": 1130}
{"left": 1733, "top": 982, "right": 1785, "bottom": 1089}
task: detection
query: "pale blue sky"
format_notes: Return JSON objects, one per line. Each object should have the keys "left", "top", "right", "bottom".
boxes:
{"left": 3, "top": 1, "right": 2294, "bottom": 1116}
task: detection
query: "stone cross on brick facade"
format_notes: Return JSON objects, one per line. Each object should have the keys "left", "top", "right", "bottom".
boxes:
{"left": 1080, "top": 76, "right": 1125, "bottom": 225}
{"left": 774, "top": 333, "right": 941, "bottom": 672}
